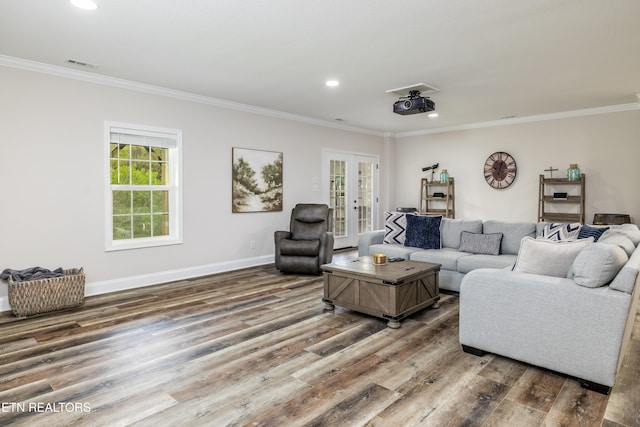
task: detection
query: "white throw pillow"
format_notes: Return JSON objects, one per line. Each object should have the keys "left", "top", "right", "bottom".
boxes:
{"left": 513, "top": 236, "right": 594, "bottom": 278}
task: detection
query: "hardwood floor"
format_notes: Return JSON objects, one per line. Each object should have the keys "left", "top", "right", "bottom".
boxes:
{"left": 1, "top": 256, "right": 639, "bottom": 426}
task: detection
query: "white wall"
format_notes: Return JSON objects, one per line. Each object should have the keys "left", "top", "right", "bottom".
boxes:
{"left": 393, "top": 110, "right": 640, "bottom": 223}
{"left": 2, "top": 64, "right": 638, "bottom": 311}
{"left": 0, "top": 66, "right": 385, "bottom": 307}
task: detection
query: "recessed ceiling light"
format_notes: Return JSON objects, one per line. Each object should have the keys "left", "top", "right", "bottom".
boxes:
{"left": 325, "top": 80, "right": 339, "bottom": 87}
{"left": 428, "top": 112, "right": 439, "bottom": 118}
{"left": 71, "top": 0, "right": 98, "bottom": 10}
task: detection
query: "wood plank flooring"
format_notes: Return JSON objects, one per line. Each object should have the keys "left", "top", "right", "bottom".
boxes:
{"left": 1, "top": 257, "right": 639, "bottom": 426}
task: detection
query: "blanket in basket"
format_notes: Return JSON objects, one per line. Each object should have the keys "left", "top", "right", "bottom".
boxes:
{"left": 1, "top": 267, "right": 64, "bottom": 282}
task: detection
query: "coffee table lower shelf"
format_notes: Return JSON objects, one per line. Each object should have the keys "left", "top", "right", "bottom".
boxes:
{"left": 322, "top": 258, "right": 440, "bottom": 328}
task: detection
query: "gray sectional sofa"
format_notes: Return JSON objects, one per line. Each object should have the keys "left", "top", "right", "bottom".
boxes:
{"left": 459, "top": 223, "right": 640, "bottom": 394}
{"left": 358, "top": 215, "right": 640, "bottom": 393}
{"left": 358, "top": 217, "right": 540, "bottom": 292}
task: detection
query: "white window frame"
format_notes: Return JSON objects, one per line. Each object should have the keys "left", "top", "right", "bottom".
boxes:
{"left": 105, "top": 121, "right": 183, "bottom": 251}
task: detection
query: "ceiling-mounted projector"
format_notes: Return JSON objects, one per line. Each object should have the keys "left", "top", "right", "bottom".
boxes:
{"left": 393, "top": 90, "right": 435, "bottom": 115}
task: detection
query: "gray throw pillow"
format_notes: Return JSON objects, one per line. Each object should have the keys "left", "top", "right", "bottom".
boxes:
{"left": 570, "top": 243, "right": 628, "bottom": 287}
{"left": 458, "top": 231, "right": 503, "bottom": 255}
{"left": 599, "top": 232, "right": 636, "bottom": 257}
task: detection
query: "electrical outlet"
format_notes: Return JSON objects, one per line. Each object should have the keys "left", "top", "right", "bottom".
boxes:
{"left": 250, "top": 240, "right": 256, "bottom": 249}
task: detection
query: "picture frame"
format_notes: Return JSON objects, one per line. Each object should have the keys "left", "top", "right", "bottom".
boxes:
{"left": 232, "top": 147, "right": 283, "bottom": 213}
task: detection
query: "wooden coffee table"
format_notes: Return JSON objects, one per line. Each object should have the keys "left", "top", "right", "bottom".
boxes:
{"left": 321, "top": 256, "right": 440, "bottom": 328}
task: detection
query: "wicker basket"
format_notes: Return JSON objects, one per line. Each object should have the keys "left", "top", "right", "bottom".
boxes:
{"left": 7, "top": 268, "right": 85, "bottom": 317}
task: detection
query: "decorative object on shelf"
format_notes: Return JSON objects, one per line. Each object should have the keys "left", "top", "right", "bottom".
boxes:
{"left": 433, "top": 192, "right": 445, "bottom": 198}
{"left": 439, "top": 169, "right": 449, "bottom": 183}
{"left": 421, "top": 162, "right": 439, "bottom": 183}
{"left": 553, "top": 192, "right": 568, "bottom": 200}
{"left": 567, "top": 163, "right": 581, "bottom": 181}
{"left": 544, "top": 166, "right": 559, "bottom": 178}
{"left": 484, "top": 151, "right": 517, "bottom": 189}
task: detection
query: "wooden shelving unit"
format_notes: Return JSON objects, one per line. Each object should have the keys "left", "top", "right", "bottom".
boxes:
{"left": 538, "top": 174, "right": 585, "bottom": 223}
{"left": 420, "top": 177, "right": 455, "bottom": 218}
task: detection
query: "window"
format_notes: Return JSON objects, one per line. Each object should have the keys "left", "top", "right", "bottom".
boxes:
{"left": 105, "top": 122, "right": 183, "bottom": 251}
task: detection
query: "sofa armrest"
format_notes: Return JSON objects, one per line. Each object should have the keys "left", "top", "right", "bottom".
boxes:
{"left": 459, "top": 268, "right": 632, "bottom": 387}
{"left": 358, "top": 230, "right": 385, "bottom": 256}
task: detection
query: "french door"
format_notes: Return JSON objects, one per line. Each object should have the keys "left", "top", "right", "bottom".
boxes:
{"left": 323, "top": 150, "right": 378, "bottom": 248}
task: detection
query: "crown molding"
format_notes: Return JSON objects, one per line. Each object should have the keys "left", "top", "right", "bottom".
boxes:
{"left": 2, "top": 55, "right": 638, "bottom": 140}
{"left": 395, "top": 101, "right": 640, "bottom": 138}
{"left": 0, "top": 55, "right": 384, "bottom": 137}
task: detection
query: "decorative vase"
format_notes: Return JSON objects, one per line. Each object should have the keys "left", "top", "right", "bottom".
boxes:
{"left": 440, "top": 169, "right": 449, "bottom": 183}
{"left": 567, "top": 164, "right": 581, "bottom": 181}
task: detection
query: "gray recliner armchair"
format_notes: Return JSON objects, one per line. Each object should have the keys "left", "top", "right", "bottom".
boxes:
{"left": 274, "top": 203, "right": 334, "bottom": 274}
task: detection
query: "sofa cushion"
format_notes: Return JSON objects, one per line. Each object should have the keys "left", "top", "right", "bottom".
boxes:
{"left": 609, "top": 267, "right": 639, "bottom": 294}
{"left": 458, "top": 231, "right": 502, "bottom": 255}
{"left": 599, "top": 233, "right": 636, "bottom": 257}
{"left": 513, "top": 236, "right": 593, "bottom": 278}
{"left": 291, "top": 218, "right": 327, "bottom": 240}
{"left": 602, "top": 224, "right": 640, "bottom": 246}
{"left": 542, "top": 222, "right": 581, "bottom": 241}
{"left": 410, "top": 248, "right": 472, "bottom": 271}
{"left": 440, "top": 218, "right": 483, "bottom": 249}
{"left": 568, "top": 243, "right": 628, "bottom": 288}
{"left": 405, "top": 215, "right": 442, "bottom": 250}
{"left": 383, "top": 211, "right": 416, "bottom": 244}
{"left": 483, "top": 220, "right": 537, "bottom": 255}
{"left": 578, "top": 224, "right": 609, "bottom": 241}
{"left": 457, "top": 254, "right": 517, "bottom": 273}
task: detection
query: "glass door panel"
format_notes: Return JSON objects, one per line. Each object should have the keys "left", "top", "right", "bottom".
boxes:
{"left": 329, "top": 159, "right": 347, "bottom": 238}
{"left": 357, "top": 160, "right": 373, "bottom": 234}
{"left": 324, "top": 151, "right": 378, "bottom": 248}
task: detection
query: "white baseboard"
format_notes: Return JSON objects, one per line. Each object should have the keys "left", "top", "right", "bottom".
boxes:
{"left": 0, "top": 254, "right": 274, "bottom": 314}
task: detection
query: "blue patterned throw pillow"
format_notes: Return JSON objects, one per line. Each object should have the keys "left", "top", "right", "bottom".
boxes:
{"left": 578, "top": 224, "right": 610, "bottom": 242}
{"left": 404, "top": 215, "right": 442, "bottom": 249}
{"left": 542, "top": 223, "right": 581, "bottom": 241}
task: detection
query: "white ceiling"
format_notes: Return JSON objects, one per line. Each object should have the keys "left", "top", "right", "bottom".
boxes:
{"left": 2, "top": 0, "right": 640, "bottom": 135}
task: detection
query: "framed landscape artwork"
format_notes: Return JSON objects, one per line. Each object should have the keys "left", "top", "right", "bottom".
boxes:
{"left": 232, "top": 147, "right": 283, "bottom": 213}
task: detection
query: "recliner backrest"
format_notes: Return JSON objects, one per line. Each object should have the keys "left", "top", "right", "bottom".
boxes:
{"left": 289, "top": 204, "right": 331, "bottom": 240}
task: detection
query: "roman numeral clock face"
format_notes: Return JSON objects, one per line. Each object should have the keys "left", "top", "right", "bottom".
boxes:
{"left": 484, "top": 151, "right": 517, "bottom": 189}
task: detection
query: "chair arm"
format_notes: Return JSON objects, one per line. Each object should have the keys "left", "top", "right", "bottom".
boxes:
{"left": 274, "top": 230, "right": 291, "bottom": 246}
{"left": 319, "top": 232, "right": 335, "bottom": 264}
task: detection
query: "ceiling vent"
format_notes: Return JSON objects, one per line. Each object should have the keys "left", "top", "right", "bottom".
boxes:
{"left": 386, "top": 83, "right": 439, "bottom": 97}
{"left": 65, "top": 59, "right": 98, "bottom": 68}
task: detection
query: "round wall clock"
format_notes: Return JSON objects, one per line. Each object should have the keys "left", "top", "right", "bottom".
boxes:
{"left": 484, "top": 151, "right": 517, "bottom": 189}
